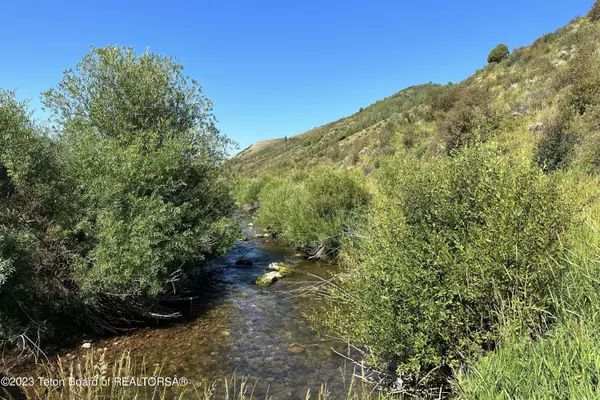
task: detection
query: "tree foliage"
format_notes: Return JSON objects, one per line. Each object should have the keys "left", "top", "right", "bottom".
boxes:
{"left": 487, "top": 44, "right": 510, "bottom": 63}
{"left": 256, "top": 168, "right": 370, "bottom": 259}
{"left": 321, "top": 148, "right": 573, "bottom": 386}
{"left": 0, "top": 46, "right": 238, "bottom": 344}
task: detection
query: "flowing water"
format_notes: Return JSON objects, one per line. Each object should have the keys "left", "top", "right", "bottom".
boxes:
{"left": 45, "top": 220, "right": 354, "bottom": 399}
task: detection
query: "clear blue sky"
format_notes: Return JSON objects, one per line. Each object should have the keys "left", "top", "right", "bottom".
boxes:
{"left": 0, "top": 0, "right": 593, "bottom": 151}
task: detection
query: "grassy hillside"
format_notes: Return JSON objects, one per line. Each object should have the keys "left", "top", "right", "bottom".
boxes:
{"left": 232, "top": 83, "right": 434, "bottom": 175}
{"left": 234, "top": 11, "right": 599, "bottom": 178}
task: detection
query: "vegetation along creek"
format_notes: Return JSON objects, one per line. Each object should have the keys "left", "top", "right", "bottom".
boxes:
{"left": 6, "top": 219, "right": 356, "bottom": 399}
{"left": 7, "top": 2, "right": 600, "bottom": 399}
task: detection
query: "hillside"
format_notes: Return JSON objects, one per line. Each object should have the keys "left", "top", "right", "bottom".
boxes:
{"left": 232, "top": 83, "right": 434, "bottom": 175}
{"left": 233, "top": 12, "right": 598, "bottom": 178}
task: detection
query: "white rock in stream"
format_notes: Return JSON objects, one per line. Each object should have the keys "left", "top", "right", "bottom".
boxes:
{"left": 267, "top": 262, "right": 293, "bottom": 275}
{"left": 256, "top": 271, "right": 281, "bottom": 286}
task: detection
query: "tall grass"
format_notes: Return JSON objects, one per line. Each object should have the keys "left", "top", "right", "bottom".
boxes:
{"left": 5, "top": 350, "right": 404, "bottom": 400}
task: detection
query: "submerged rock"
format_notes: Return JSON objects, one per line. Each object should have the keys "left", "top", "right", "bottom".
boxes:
{"left": 289, "top": 345, "right": 306, "bottom": 354}
{"left": 256, "top": 271, "right": 281, "bottom": 286}
{"left": 235, "top": 258, "right": 253, "bottom": 266}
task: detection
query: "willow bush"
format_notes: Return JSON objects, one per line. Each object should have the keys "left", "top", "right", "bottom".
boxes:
{"left": 0, "top": 91, "right": 77, "bottom": 342}
{"left": 321, "top": 147, "right": 574, "bottom": 387}
{"left": 256, "top": 167, "right": 370, "bottom": 259}
{"left": 0, "top": 46, "right": 238, "bottom": 344}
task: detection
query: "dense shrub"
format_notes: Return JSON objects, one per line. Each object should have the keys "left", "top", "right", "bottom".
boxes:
{"left": 0, "top": 91, "right": 76, "bottom": 342}
{"left": 61, "top": 127, "right": 237, "bottom": 296}
{"left": 534, "top": 110, "right": 577, "bottom": 172}
{"left": 0, "top": 46, "right": 238, "bottom": 344}
{"left": 322, "top": 148, "right": 573, "bottom": 386}
{"left": 235, "top": 176, "right": 271, "bottom": 207}
{"left": 425, "top": 84, "right": 459, "bottom": 115}
{"left": 487, "top": 44, "right": 509, "bottom": 64}
{"left": 437, "top": 86, "right": 498, "bottom": 153}
{"left": 257, "top": 168, "right": 370, "bottom": 258}
{"left": 457, "top": 192, "right": 600, "bottom": 398}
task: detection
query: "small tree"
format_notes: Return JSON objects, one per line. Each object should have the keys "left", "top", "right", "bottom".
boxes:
{"left": 487, "top": 44, "right": 509, "bottom": 64}
{"left": 589, "top": 0, "right": 600, "bottom": 22}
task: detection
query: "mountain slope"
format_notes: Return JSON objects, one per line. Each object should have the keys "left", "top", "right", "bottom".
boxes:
{"left": 233, "top": 11, "right": 600, "bottom": 178}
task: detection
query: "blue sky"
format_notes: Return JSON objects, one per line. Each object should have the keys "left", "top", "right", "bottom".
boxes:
{"left": 0, "top": 0, "right": 593, "bottom": 151}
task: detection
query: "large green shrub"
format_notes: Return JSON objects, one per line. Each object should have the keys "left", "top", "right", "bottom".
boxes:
{"left": 41, "top": 46, "right": 238, "bottom": 298}
{"left": 257, "top": 167, "right": 370, "bottom": 258}
{"left": 0, "top": 91, "right": 75, "bottom": 342}
{"left": 487, "top": 44, "right": 509, "bottom": 64}
{"left": 61, "top": 128, "right": 237, "bottom": 296}
{"left": 437, "top": 86, "right": 498, "bottom": 153}
{"left": 456, "top": 195, "right": 600, "bottom": 398}
{"left": 322, "top": 148, "right": 573, "bottom": 386}
{"left": 1, "top": 46, "right": 238, "bottom": 344}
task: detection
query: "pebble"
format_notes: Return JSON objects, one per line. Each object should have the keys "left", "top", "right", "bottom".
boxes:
{"left": 289, "top": 345, "right": 306, "bottom": 353}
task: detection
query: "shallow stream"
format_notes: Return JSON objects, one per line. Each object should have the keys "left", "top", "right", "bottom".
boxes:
{"left": 46, "top": 220, "right": 353, "bottom": 399}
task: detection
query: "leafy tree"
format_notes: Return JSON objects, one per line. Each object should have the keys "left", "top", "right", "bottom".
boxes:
{"left": 43, "top": 46, "right": 223, "bottom": 147}
{"left": 487, "top": 44, "right": 509, "bottom": 63}
{"left": 43, "top": 46, "right": 238, "bottom": 297}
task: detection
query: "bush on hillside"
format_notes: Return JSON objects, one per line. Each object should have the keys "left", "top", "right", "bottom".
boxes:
{"left": 589, "top": 0, "right": 600, "bottom": 22}
{"left": 437, "top": 86, "right": 498, "bottom": 153}
{"left": 572, "top": 105, "right": 600, "bottom": 174}
{"left": 425, "top": 84, "right": 460, "bottom": 116}
{"left": 534, "top": 110, "right": 577, "bottom": 172}
{"left": 321, "top": 148, "right": 573, "bottom": 387}
{"left": 487, "top": 44, "right": 510, "bottom": 64}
